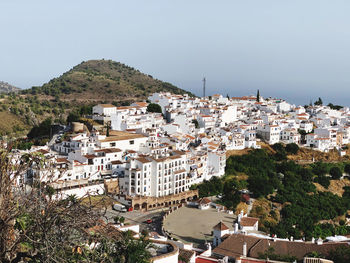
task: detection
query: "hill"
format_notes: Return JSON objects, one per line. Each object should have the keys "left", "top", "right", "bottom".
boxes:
{"left": 0, "top": 81, "right": 20, "bottom": 93}
{"left": 0, "top": 60, "right": 195, "bottom": 137}
{"left": 23, "top": 59, "right": 194, "bottom": 103}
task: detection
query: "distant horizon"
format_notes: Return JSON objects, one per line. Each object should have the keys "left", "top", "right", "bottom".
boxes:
{"left": 4, "top": 58, "right": 345, "bottom": 108}
{"left": 2, "top": 1, "right": 350, "bottom": 107}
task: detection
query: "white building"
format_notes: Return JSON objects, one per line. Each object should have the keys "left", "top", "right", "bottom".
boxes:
{"left": 92, "top": 104, "right": 117, "bottom": 123}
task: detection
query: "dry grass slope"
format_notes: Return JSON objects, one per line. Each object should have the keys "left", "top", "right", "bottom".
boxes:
{"left": 314, "top": 179, "right": 350, "bottom": 197}
{"left": 0, "top": 111, "right": 28, "bottom": 136}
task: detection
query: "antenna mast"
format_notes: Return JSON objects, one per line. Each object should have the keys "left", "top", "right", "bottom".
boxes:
{"left": 203, "top": 77, "right": 206, "bottom": 98}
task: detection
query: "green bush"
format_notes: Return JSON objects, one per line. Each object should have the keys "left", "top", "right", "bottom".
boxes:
{"left": 147, "top": 103, "right": 162, "bottom": 113}
{"left": 285, "top": 143, "right": 299, "bottom": 154}
{"left": 330, "top": 166, "right": 342, "bottom": 180}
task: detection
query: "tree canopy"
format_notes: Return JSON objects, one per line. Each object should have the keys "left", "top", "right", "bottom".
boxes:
{"left": 314, "top": 97, "right": 323, "bottom": 106}
{"left": 193, "top": 148, "right": 350, "bottom": 241}
{"left": 147, "top": 103, "right": 162, "bottom": 113}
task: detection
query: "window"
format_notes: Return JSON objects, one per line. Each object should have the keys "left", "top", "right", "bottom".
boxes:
{"left": 110, "top": 142, "right": 116, "bottom": 147}
{"left": 129, "top": 140, "right": 134, "bottom": 145}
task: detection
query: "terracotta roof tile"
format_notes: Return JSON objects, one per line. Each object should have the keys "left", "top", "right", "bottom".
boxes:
{"left": 213, "top": 221, "right": 229, "bottom": 231}
{"left": 240, "top": 217, "right": 259, "bottom": 227}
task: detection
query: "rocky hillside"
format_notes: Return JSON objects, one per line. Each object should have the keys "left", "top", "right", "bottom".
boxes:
{"left": 22, "top": 59, "right": 194, "bottom": 103}
{"left": 0, "top": 81, "right": 20, "bottom": 93}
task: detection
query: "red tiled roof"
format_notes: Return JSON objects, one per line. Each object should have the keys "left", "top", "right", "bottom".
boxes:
{"left": 199, "top": 197, "right": 211, "bottom": 205}
{"left": 213, "top": 221, "right": 229, "bottom": 231}
{"left": 213, "top": 233, "right": 349, "bottom": 260}
{"left": 196, "top": 257, "right": 220, "bottom": 263}
{"left": 240, "top": 217, "right": 258, "bottom": 227}
{"left": 84, "top": 154, "right": 96, "bottom": 159}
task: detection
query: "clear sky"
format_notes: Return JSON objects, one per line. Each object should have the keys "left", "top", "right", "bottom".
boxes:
{"left": 1, "top": 0, "right": 350, "bottom": 106}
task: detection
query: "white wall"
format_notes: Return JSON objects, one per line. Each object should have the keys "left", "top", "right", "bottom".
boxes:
{"left": 53, "top": 184, "right": 105, "bottom": 200}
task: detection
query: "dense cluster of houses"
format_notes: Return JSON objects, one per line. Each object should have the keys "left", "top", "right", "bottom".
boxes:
{"left": 22, "top": 92, "right": 350, "bottom": 200}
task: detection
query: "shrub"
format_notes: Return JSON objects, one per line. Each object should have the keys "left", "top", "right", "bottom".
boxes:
{"left": 285, "top": 143, "right": 299, "bottom": 154}
{"left": 147, "top": 103, "right": 162, "bottom": 113}
{"left": 344, "top": 163, "right": 350, "bottom": 175}
{"left": 330, "top": 167, "right": 342, "bottom": 180}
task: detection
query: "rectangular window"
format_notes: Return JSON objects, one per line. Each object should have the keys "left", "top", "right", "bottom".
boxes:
{"left": 129, "top": 140, "right": 134, "bottom": 145}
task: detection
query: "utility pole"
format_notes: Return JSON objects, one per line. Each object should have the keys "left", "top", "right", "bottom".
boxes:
{"left": 203, "top": 77, "right": 206, "bottom": 98}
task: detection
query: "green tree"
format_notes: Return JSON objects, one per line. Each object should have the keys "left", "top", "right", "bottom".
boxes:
{"left": 285, "top": 143, "right": 299, "bottom": 154}
{"left": 257, "top": 89, "right": 260, "bottom": 102}
{"left": 329, "top": 246, "right": 350, "bottom": 263}
{"left": 67, "top": 111, "right": 81, "bottom": 123}
{"left": 314, "top": 97, "right": 323, "bottom": 106}
{"left": 344, "top": 163, "right": 350, "bottom": 175}
{"left": 27, "top": 117, "right": 52, "bottom": 139}
{"left": 330, "top": 166, "right": 342, "bottom": 180}
{"left": 147, "top": 103, "right": 162, "bottom": 113}
{"left": 192, "top": 119, "right": 199, "bottom": 129}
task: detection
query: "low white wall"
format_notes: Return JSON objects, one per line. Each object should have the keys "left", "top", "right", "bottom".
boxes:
{"left": 54, "top": 184, "right": 105, "bottom": 199}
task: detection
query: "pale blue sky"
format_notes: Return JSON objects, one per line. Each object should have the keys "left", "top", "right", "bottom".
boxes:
{"left": 1, "top": 0, "right": 350, "bottom": 105}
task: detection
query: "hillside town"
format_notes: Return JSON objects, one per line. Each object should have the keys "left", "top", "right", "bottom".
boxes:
{"left": 25, "top": 92, "right": 350, "bottom": 197}
{"left": 11, "top": 92, "right": 350, "bottom": 262}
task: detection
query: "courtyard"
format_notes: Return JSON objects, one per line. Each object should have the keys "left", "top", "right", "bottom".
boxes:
{"left": 163, "top": 206, "right": 236, "bottom": 246}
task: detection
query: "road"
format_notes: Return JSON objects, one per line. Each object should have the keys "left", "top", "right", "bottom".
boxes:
{"left": 48, "top": 125, "right": 68, "bottom": 148}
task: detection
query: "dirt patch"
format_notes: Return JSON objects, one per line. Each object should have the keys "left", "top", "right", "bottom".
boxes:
{"left": 81, "top": 195, "right": 116, "bottom": 209}
{"left": 257, "top": 141, "right": 276, "bottom": 154}
{"left": 288, "top": 147, "right": 350, "bottom": 163}
{"left": 249, "top": 198, "right": 280, "bottom": 231}
{"left": 314, "top": 179, "right": 350, "bottom": 196}
{"left": 223, "top": 173, "right": 248, "bottom": 182}
{"left": 226, "top": 148, "right": 252, "bottom": 158}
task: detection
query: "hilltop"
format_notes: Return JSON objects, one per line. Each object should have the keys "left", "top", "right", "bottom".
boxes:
{"left": 22, "top": 59, "right": 194, "bottom": 103}
{"left": 0, "top": 81, "right": 20, "bottom": 93}
{"left": 0, "top": 60, "right": 195, "bottom": 137}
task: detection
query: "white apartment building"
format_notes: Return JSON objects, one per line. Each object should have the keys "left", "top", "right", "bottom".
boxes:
{"left": 119, "top": 151, "right": 188, "bottom": 197}
{"left": 257, "top": 125, "right": 281, "bottom": 144}
{"left": 280, "top": 128, "right": 301, "bottom": 144}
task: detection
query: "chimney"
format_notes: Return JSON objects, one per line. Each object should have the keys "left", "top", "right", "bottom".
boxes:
{"left": 234, "top": 223, "right": 239, "bottom": 233}
{"left": 243, "top": 242, "right": 247, "bottom": 257}
{"left": 207, "top": 242, "right": 212, "bottom": 255}
{"left": 290, "top": 236, "right": 294, "bottom": 242}
{"left": 311, "top": 237, "right": 315, "bottom": 243}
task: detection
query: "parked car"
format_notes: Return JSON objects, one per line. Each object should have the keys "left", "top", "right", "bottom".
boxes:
{"left": 145, "top": 219, "right": 153, "bottom": 224}
{"left": 112, "top": 204, "right": 127, "bottom": 212}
